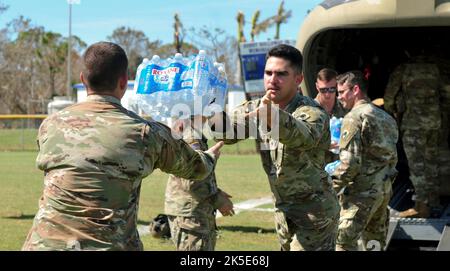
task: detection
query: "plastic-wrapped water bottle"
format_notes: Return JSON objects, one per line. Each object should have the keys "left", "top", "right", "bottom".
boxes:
{"left": 330, "top": 116, "right": 342, "bottom": 154}
{"left": 134, "top": 58, "right": 149, "bottom": 92}
{"left": 325, "top": 160, "right": 341, "bottom": 175}
{"left": 174, "top": 52, "right": 183, "bottom": 62}
{"left": 170, "top": 53, "right": 184, "bottom": 106}
{"left": 192, "top": 50, "right": 211, "bottom": 97}
{"left": 138, "top": 55, "right": 161, "bottom": 118}
{"left": 210, "top": 62, "right": 227, "bottom": 110}
{"left": 129, "top": 59, "right": 146, "bottom": 114}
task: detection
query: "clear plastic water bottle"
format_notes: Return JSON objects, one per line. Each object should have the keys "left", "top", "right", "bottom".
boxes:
{"left": 215, "top": 63, "right": 227, "bottom": 110}
{"left": 330, "top": 117, "right": 342, "bottom": 154}
{"left": 174, "top": 53, "right": 183, "bottom": 63}
{"left": 144, "top": 55, "right": 161, "bottom": 117}
{"left": 134, "top": 58, "right": 149, "bottom": 92}
{"left": 172, "top": 53, "right": 185, "bottom": 106}
{"left": 193, "top": 50, "right": 211, "bottom": 97}
{"left": 325, "top": 160, "right": 341, "bottom": 175}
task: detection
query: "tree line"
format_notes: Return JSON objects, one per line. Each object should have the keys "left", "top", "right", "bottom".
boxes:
{"left": 0, "top": 1, "right": 291, "bottom": 114}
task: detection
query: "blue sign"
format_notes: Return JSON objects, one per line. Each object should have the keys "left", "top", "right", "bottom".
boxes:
{"left": 239, "top": 40, "right": 296, "bottom": 93}
{"left": 241, "top": 54, "right": 266, "bottom": 81}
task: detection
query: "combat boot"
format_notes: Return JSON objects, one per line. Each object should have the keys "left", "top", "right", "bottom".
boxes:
{"left": 398, "top": 201, "right": 430, "bottom": 218}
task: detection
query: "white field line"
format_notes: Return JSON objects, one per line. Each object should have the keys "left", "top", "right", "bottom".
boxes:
{"left": 215, "top": 196, "right": 273, "bottom": 218}
{"left": 138, "top": 196, "right": 273, "bottom": 236}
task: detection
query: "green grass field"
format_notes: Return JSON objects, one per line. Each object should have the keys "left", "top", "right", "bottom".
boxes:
{"left": 0, "top": 127, "right": 259, "bottom": 154}
{"left": 0, "top": 129, "right": 39, "bottom": 151}
{"left": 0, "top": 150, "right": 280, "bottom": 251}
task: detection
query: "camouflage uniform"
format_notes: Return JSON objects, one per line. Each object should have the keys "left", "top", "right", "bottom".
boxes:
{"left": 22, "top": 95, "right": 217, "bottom": 251}
{"left": 216, "top": 93, "right": 340, "bottom": 251}
{"left": 165, "top": 127, "right": 228, "bottom": 251}
{"left": 332, "top": 99, "right": 398, "bottom": 251}
{"left": 384, "top": 62, "right": 441, "bottom": 207}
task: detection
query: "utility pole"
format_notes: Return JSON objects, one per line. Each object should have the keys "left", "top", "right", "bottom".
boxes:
{"left": 174, "top": 13, "right": 183, "bottom": 53}
{"left": 67, "top": 0, "right": 80, "bottom": 99}
{"left": 236, "top": 11, "right": 246, "bottom": 89}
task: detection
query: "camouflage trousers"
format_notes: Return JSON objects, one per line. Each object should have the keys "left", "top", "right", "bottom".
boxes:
{"left": 336, "top": 181, "right": 392, "bottom": 251}
{"left": 167, "top": 215, "right": 217, "bottom": 251}
{"left": 402, "top": 129, "right": 440, "bottom": 206}
{"left": 274, "top": 210, "right": 339, "bottom": 251}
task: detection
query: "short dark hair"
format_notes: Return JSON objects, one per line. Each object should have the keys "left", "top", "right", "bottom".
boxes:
{"left": 266, "top": 44, "right": 303, "bottom": 74}
{"left": 82, "top": 42, "right": 128, "bottom": 92}
{"left": 336, "top": 70, "right": 368, "bottom": 95}
{"left": 317, "top": 68, "right": 337, "bottom": 82}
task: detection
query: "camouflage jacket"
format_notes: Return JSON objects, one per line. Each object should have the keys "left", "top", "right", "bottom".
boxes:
{"left": 384, "top": 62, "right": 441, "bottom": 130}
{"left": 216, "top": 93, "right": 340, "bottom": 230}
{"left": 332, "top": 99, "right": 399, "bottom": 195}
{"left": 22, "top": 95, "right": 216, "bottom": 251}
{"left": 165, "top": 127, "right": 226, "bottom": 218}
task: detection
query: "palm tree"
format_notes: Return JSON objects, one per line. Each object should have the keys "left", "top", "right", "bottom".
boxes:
{"left": 274, "top": 0, "right": 292, "bottom": 40}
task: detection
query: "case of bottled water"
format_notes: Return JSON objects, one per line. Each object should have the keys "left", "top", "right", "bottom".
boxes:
{"left": 130, "top": 51, "right": 228, "bottom": 123}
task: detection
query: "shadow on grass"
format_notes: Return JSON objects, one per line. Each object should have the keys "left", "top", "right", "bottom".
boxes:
{"left": 219, "top": 225, "right": 276, "bottom": 234}
{"left": 2, "top": 214, "right": 35, "bottom": 220}
{"left": 137, "top": 219, "right": 151, "bottom": 225}
{"left": 138, "top": 220, "right": 276, "bottom": 234}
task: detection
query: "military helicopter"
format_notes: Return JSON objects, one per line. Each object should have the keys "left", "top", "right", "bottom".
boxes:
{"left": 296, "top": 0, "right": 450, "bottom": 250}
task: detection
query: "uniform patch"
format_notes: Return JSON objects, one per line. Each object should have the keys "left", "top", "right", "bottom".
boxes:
{"left": 339, "top": 119, "right": 359, "bottom": 149}
{"left": 299, "top": 113, "right": 309, "bottom": 120}
{"left": 190, "top": 142, "right": 201, "bottom": 151}
{"left": 342, "top": 130, "right": 349, "bottom": 139}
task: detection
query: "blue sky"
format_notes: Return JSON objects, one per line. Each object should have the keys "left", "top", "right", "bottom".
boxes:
{"left": 0, "top": 0, "right": 323, "bottom": 46}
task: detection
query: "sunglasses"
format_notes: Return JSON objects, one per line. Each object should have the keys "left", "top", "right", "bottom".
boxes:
{"left": 318, "top": 87, "right": 337, "bottom": 93}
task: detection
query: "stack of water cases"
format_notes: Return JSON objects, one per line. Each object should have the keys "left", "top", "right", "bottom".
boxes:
{"left": 132, "top": 50, "right": 227, "bottom": 123}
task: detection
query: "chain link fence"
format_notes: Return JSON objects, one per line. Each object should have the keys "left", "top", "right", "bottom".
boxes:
{"left": 0, "top": 115, "right": 258, "bottom": 154}
{"left": 0, "top": 115, "right": 45, "bottom": 151}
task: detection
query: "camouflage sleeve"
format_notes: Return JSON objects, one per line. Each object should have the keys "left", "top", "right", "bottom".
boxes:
{"left": 146, "top": 122, "right": 216, "bottom": 181}
{"left": 383, "top": 64, "right": 405, "bottom": 115}
{"left": 276, "top": 105, "right": 329, "bottom": 150}
{"left": 184, "top": 134, "right": 219, "bottom": 202}
{"left": 332, "top": 117, "right": 362, "bottom": 192}
{"left": 209, "top": 100, "right": 259, "bottom": 144}
{"left": 36, "top": 116, "right": 54, "bottom": 171}
{"left": 187, "top": 176, "right": 217, "bottom": 201}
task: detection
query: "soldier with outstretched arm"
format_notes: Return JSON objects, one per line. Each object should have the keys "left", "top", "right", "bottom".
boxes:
{"left": 209, "top": 44, "right": 340, "bottom": 251}
{"left": 22, "top": 42, "right": 224, "bottom": 251}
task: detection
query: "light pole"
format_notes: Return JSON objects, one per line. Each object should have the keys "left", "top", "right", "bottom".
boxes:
{"left": 67, "top": 0, "right": 80, "bottom": 99}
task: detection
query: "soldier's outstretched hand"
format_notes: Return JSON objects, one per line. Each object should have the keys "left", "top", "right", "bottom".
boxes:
{"left": 217, "top": 190, "right": 235, "bottom": 217}
{"left": 207, "top": 141, "right": 225, "bottom": 160}
{"left": 261, "top": 89, "right": 275, "bottom": 105}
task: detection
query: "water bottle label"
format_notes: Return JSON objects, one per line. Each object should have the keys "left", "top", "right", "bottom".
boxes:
{"left": 137, "top": 63, "right": 191, "bottom": 94}
{"left": 330, "top": 118, "right": 342, "bottom": 143}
